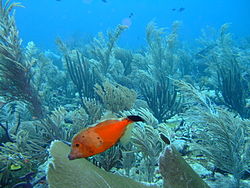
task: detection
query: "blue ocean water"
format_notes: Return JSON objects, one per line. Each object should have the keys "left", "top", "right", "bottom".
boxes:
{"left": 16, "top": 0, "right": 250, "bottom": 50}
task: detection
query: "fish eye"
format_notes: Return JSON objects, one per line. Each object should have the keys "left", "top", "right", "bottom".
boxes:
{"left": 75, "top": 143, "right": 80, "bottom": 147}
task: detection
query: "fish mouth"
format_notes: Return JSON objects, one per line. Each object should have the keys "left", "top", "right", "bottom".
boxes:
{"left": 68, "top": 153, "right": 76, "bottom": 160}
{"left": 68, "top": 151, "right": 83, "bottom": 160}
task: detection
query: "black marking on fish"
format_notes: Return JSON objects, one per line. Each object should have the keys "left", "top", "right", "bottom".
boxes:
{"left": 127, "top": 115, "right": 145, "bottom": 122}
{"left": 160, "top": 134, "right": 170, "bottom": 145}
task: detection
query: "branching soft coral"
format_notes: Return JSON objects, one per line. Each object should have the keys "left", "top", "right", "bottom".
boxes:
{"left": 140, "top": 78, "right": 183, "bottom": 122}
{"left": 0, "top": 0, "right": 43, "bottom": 118}
{"left": 57, "top": 39, "right": 98, "bottom": 114}
{"left": 196, "top": 23, "right": 249, "bottom": 118}
{"left": 33, "top": 107, "right": 82, "bottom": 143}
{"left": 176, "top": 80, "right": 250, "bottom": 188}
{"left": 146, "top": 21, "right": 181, "bottom": 80}
{"left": 94, "top": 81, "right": 137, "bottom": 113}
{"left": 131, "top": 123, "right": 169, "bottom": 183}
{"left": 89, "top": 25, "right": 128, "bottom": 73}
{"left": 216, "top": 51, "right": 249, "bottom": 118}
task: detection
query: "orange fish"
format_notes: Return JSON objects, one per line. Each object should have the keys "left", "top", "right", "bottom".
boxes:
{"left": 68, "top": 115, "right": 144, "bottom": 160}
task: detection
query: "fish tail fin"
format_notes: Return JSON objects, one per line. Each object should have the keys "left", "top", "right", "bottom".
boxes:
{"left": 126, "top": 115, "right": 145, "bottom": 122}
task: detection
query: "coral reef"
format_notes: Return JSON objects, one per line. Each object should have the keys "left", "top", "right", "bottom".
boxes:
{"left": 217, "top": 51, "right": 249, "bottom": 118}
{"left": 176, "top": 80, "right": 250, "bottom": 188}
{"left": 92, "top": 144, "right": 122, "bottom": 172}
{"left": 131, "top": 124, "right": 162, "bottom": 182}
{"left": 95, "top": 80, "right": 137, "bottom": 113}
{"left": 57, "top": 39, "right": 97, "bottom": 106}
{"left": 82, "top": 97, "right": 103, "bottom": 123}
{"left": 0, "top": 0, "right": 43, "bottom": 118}
{"left": 131, "top": 123, "right": 170, "bottom": 183}
{"left": 140, "top": 78, "right": 183, "bottom": 122}
{"left": 193, "top": 108, "right": 249, "bottom": 187}
{"left": 196, "top": 23, "right": 250, "bottom": 118}
{"left": 146, "top": 21, "right": 180, "bottom": 79}
{"left": 88, "top": 25, "right": 128, "bottom": 74}
{"left": 0, "top": 1, "right": 249, "bottom": 187}
{"left": 114, "top": 48, "right": 133, "bottom": 76}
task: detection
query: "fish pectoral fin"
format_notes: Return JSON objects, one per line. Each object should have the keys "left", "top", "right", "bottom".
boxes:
{"left": 120, "top": 123, "right": 134, "bottom": 146}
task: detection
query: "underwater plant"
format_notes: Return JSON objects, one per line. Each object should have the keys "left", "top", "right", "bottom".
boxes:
{"left": 146, "top": 21, "right": 181, "bottom": 80}
{"left": 88, "top": 24, "right": 128, "bottom": 74}
{"left": 0, "top": 101, "right": 31, "bottom": 143}
{"left": 196, "top": 23, "right": 250, "bottom": 118}
{"left": 11, "top": 172, "right": 43, "bottom": 188}
{"left": 131, "top": 123, "right": 169, "bottom": 183}
{"left": 114, "top": 48, "right": 133, "bottom": 76}
{"left": 81, "top": 97, "right": 103, "bottom": 124}
{"left": 25, "top": 44, "right": 73, "bottom": 111}
{"left": 193, "top": 108, "right": 249, "bottom": 188}
{"left": 0, "top": 128, "right": 47, "bottom": 184}
{"left": 111, "top": 47, "right": 137, "bottom": 87}
{"left": 217, "top": 51, "right": 249, "bottom": 118}
{"left": 93, "top": 145, "right": 122, "bottom": 172}
{"left": 34, "top": 107, "right": 83, "bottom": 143}
{"left": 140, "top": 78, "right": 183, "bottom": 122}
{"left": 57, "top": 39, "right": 97, "bottom": 107}
{"left": 120, "top": 142, "right": 136, "bottom": 177}
{"left": 0, "top": 0, "right": 44, "bottom": 118}
{"left": 176, "top": 80, "right": 250, "bottom": 188}
{"left": 95, "top": 80, "right": 137, "bottom": 113}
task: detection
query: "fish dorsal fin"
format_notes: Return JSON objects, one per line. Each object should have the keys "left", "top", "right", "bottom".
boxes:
{"left": 120, "top": 123, "right": 134, "bottom": 146}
